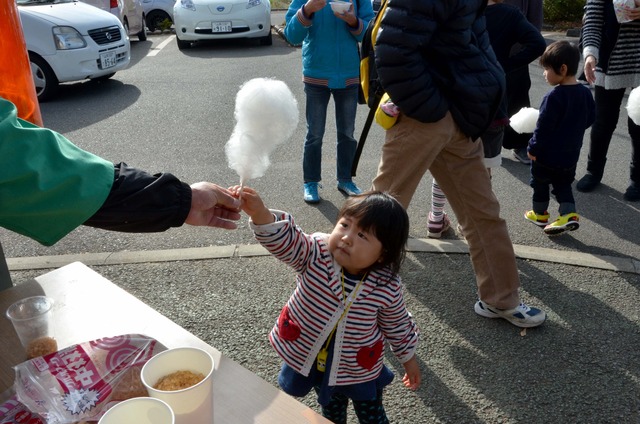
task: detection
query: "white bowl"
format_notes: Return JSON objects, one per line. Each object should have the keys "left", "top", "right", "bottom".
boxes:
{"left": 329, "top": 1, "right": 351, "bottom": 14}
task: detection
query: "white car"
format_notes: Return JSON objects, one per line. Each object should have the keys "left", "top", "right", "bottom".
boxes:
{"left": 142, "top": 0, "right": 176, "bottom": 32}
{"left": 82, "top": 0, "right": 148, "bottom": 41}
{"left": 18, "top": 0, "right": 131, "bottom": 101}
{"left": 173, "top": 0, "right": 271, "bottom": 49}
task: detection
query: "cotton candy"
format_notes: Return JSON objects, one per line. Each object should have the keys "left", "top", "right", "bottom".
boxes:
{"left": 627, "top": 86, "right": 640, "bottom": 126}
{"left": 509, "top": 107, "right": 539, "bottom": 134}
{"left": 225, "top": 78, "right": 299, "bottom": 185}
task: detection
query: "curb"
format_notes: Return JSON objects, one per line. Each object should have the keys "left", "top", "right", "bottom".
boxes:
{"left": 7, "top": 239, "right": 639, "bottom": 274}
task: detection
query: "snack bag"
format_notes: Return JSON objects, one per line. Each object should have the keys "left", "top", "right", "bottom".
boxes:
{"left": 0, "top": 393, "right": 47, "bottom": 424}
{"left": 9, "top": 334, "right": 166, "bottom": 423}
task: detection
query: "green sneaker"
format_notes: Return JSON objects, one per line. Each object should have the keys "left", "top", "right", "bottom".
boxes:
{"left": 524, "top": 210, "right": 549, "bottom": 227}
{"left": 543, "top": 213, "right": 579, "bottom": 235}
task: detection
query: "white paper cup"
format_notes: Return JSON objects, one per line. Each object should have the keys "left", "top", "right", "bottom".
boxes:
{"left": 141, "top": 347, "right": 214, "bottom": 424}
{"left": 329, "top": 0, "right": 351, "bottom": 13}
{"left": 98, "top": 397, "right": 174, "bottom": 424}
{"left": 6, "top": 295, "right": 57, "bottom": 358}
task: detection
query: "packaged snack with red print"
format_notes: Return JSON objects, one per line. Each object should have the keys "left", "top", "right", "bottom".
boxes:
{"left": 6, "top": 334, "right": 165, "bottom": 423}
{"left": 0, "top": 393, "right": 47, "bottom": 424}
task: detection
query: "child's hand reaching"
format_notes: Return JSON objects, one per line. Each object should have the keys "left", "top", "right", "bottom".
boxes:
{"left": 230, "top": 186, "right": 275, "bottom": 225}
{"left": 401, "top": 355, "right": 421, "bottom": 390}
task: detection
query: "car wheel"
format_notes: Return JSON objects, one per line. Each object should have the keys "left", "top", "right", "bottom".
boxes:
{"left": 92, "top": 73, "right": 116, "bottom": 81}
{"left": 146, "top": 10, "right": 171, "bottom": 32}
{"left": 176, "top": 36, "right": 191, "bottom": 50}
{"left": 138, "top": 15, "right": 148, "bottom": 41}
{"left": 29, "top": 52, "right": 58, "bottom": 102}
{"left": 124, "top": 20, "right": 130, "bottom": 38}
{"left": 259, "top": 31, "right": 273, "bottom": 46}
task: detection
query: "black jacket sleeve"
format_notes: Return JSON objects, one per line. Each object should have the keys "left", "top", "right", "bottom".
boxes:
{"left": 84, "top": 162, "right": 191, "bottom": 233}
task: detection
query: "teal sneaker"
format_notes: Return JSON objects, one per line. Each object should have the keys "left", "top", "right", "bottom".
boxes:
{"left": 303, "top": 182, "right": 320, "bottom": 203}
{"left": 337, "top": 181, "right": 362, "bottom": 196}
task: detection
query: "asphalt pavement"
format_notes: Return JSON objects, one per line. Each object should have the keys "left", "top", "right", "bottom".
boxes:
{"left": 6, "top": 17, "right": 640, "bottom": 424}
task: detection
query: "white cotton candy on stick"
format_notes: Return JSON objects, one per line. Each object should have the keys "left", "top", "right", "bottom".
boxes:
{"left": 225, "top": 77, "right": 299, "bottom": 186}
{"left": 509, "top": 107, "right": 539, "bottom": 134}
{"left": 627, "top": 86, "right": 640, "bottom": 126}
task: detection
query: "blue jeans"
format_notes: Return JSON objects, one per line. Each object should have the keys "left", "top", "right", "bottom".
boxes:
{"left": 302, "top": 83, "right": 358, "bottom": 183}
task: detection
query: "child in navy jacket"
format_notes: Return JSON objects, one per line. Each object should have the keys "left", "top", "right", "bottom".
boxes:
{"left": 525, "top": 41, "right": 596, "bottom": 235}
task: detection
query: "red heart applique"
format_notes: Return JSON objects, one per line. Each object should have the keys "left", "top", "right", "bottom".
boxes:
{"left": 277, "top": 306, "right": 301, "bottom": 341}
{"left": 356, "top": 340, "right": 383, "bottom": 370}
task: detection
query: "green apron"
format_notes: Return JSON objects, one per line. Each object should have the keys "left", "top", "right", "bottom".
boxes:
{"left": 0, "top": 97, "right": 114, "bottom": 245}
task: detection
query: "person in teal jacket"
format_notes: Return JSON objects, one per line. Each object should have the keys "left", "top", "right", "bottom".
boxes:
{"left": 284, "top": 0, "right": 374, "bottom": 203}
{"left": 0, "top": 97, "right": 241, "bottom": 246}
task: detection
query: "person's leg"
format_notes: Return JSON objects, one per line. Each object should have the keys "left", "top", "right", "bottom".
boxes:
{"left": 332, "top": 85, "right": 359, "bottom": 185}
{"left": 624, "top": 114, "right": 640, "bottom": 201}
{"left": 352, "top": 390, "right": 389, "bottom": 424}
{"left": 525, "top": 162, "right": 551, "bottom": 226}
{"left": 427, "top": 179, "right": 450, "bottom": 238}
{"left": 503, "top": 66, "right": 533, "bottom": 160}
{"left": 544, "top": 166, "right": 580, "bottom": 235}
{"left": 530, "top": 162, "right": 551, "bottom": 213}
{"left": 428, "top": 115, "right": 520, "bottom": 309}
{"left": 317, "top": 390, "right": 349, "bottom": 424}
{"left": 551, "top": 166, "right": 577, "bottom": 215}
{"left": 430, "top": 180, "right": 447, "bottom": 218}
{"left": 303, "top": 83, "right": 331, "bottom": 184}
{"left": 578, "top": 86, "right": 626, "bottom": 190}
{"left": 372, "top": 115, "right": 450, "bottom": 209}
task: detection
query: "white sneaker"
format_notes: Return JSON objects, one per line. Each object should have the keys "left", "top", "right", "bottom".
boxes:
{"left": 474, "top": 300, "right": 546, "bottom": 328}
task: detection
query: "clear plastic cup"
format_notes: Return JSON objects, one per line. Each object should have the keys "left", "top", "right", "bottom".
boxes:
{"left": 98, "top": 397, "right": 174, "bottom": 424}
{"left": 141, "top": 347, "right": 214, "bottom": 424}
{"left": 6, "top": 295, "right": 57, "bottom": 358}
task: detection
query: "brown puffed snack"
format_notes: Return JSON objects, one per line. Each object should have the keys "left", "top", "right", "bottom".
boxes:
{"left": 111, "top": 366, "right": 148, "bottom": 401}
{"left": 154, "top": 370, "right": 205, "bottom": 391}
{"left": 26, "top": 336, "right": 58, "bottom": 359}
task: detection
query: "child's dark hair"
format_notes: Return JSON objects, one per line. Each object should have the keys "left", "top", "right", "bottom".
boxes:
{"left": 337, "top": 191, "right": 409, "bottom": 275}
{"left": 540, "top": 40, "right": 580, "bottom": 76}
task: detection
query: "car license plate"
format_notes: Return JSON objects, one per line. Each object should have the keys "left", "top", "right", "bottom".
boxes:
{"left": 100, "top": 51, "right": 117, "bottom": 69}
{"left": 212, "top": 21, "right": 232, "bottom": 33}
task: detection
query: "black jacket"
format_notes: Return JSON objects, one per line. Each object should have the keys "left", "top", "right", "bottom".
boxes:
{"left": 374, "top": 0, "right": 505, "bottom": 139}
{"left": 85, "top": 162, "right": 191, "bottom": 233}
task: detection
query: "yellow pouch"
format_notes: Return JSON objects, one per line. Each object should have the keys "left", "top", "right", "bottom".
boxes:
{"left": 317, "top": 347, "right": 328, "bottom": 372}
{"left": 375, "top": 93, "right": 398, "bottom": 130}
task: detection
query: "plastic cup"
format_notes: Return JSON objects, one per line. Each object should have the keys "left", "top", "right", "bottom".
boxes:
{"left": 141, "top": 347, "right": 214, "bottom": 424}
{"left": 6, "top": 296, "right": 57, "bottom": 358}
{"left": 98, "top": 397, "right": 174, "bottom": 424}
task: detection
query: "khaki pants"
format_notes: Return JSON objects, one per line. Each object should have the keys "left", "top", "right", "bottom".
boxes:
{"left": 372, "top": 112, "right": 520, "bottom": 309}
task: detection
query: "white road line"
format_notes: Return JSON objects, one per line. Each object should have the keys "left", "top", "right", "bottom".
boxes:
{"left": 147, "top": 35, "right": 176, "bottom": 57}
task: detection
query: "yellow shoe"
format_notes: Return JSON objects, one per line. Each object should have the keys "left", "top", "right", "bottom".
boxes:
{"left": 543, "top": 213, "right": 580, "bottom": 235}
{"left": 524, "top": 210, "right": 549, "bottom": 227}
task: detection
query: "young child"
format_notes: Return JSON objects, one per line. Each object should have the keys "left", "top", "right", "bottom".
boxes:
{"left": 524, "top": 41, "right": 596, "bottom": 235}
{"left": 233, "top": 186, "right": 420, "bottom": 423}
